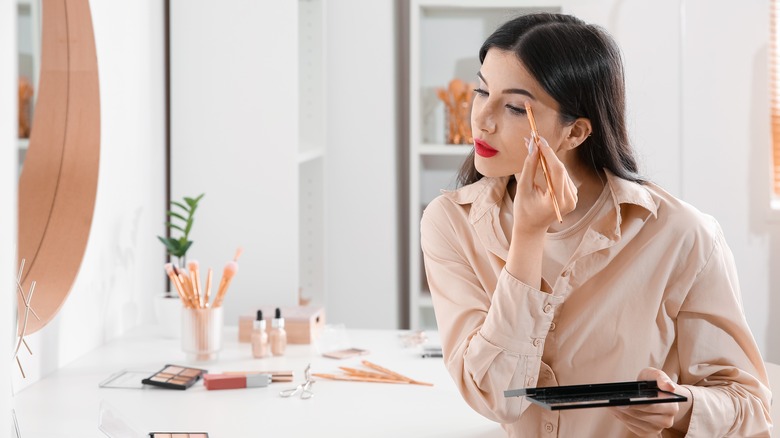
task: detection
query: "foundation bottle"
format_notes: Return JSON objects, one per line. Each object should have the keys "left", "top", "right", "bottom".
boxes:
{"left": 270, "top": 307, "right": 287, "bottom": 356}
{"left": 251, "top": 310, "right": 268, "bottom": 358}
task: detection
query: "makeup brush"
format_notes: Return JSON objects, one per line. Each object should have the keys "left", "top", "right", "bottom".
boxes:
{"left": 204, "top": 267, "right": 213, "bottom": 308}
{"left": 175, "top": 266, "right": 199, "bottom": 309}
{"left": 312, "top": 373, "right": 409, "bottom": 384}
{"left": 164, "top": 263, "right": 190, "bottom": 307}
{"left": 233, "top": 247, "right": 243, "bottom": 262}
{"left": 177, "top": 269, "right": 196, "bottom": 307}
{"left": 212, "top": 261, "right": 238, "bottom": 308}
{"left": 361, "top": 360, "right": 433, "bottom": 386}
{"left": 187, "top": 260, "right": 203, "bottom": 308}
{"left": 524, "top": 101, "right": 563, "bottom": 223}
{"left": 338, "top": 366, "right": 409, "bottom": 382}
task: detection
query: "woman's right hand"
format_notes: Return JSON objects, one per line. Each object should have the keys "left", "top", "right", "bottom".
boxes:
{"left": 513, "top": 136, "right": 578, "bottom": 234}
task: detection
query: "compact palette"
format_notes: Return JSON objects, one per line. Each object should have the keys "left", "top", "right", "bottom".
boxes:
{"left": 504, "top": 380, "right": 687, "bottom": 410}
{"left": 141, "top": 364, "right": 207, "bottom": 390}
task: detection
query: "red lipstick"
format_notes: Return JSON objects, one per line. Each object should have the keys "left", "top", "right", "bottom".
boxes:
{"left": 474, "top": 139, "right": 498, "bottom": 158}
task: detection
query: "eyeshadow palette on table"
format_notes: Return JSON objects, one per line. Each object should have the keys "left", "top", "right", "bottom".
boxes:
{"left": 141, "top": 364, "right": 207, "bottom": 390}
{"left": 504, "top": 380, "right": 687, "bottom": 410}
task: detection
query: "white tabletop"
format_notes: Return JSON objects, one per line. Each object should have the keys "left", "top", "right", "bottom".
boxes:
{"left": 13, "top": 327, "right": 504, "bottom": 438}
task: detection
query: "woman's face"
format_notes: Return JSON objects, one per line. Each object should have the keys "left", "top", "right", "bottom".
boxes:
{"left": 471, "top": 49, "right": 569, "bottom": 177}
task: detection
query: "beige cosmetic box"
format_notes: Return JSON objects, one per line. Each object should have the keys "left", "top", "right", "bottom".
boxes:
{"left": 239, "top": 306, "right": 325, "bottom": 345}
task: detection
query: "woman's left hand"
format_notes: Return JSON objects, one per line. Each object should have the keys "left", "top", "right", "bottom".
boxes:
{"left": 607, "top": 368, "right": 692, "bottom": 436}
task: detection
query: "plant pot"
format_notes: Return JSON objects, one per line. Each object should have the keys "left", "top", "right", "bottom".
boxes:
{"left": 154, "top": 293, "right": 183, "bottom": 339}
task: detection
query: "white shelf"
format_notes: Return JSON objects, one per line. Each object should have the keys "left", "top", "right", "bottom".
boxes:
{"left": 298, "top": 148, "right": 324, "bottom": 164}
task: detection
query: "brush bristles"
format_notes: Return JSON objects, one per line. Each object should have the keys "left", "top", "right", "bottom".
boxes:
{"left": 164, "top": 255, "right": 239, "bottom": 309}
{"left": 224, "top": 261, "right": 238, "bottom": 276}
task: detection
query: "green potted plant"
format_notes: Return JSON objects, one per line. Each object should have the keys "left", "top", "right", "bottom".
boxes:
{"left": 158, "top": 193, "right": 205, "bottom": 275}
{"left": 155, "top": 193, "right": 204, "bottom": 338}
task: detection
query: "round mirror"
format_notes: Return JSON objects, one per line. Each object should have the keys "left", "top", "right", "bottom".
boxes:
{"left": 17, "top": 0, "right": 100, "bottom": 335}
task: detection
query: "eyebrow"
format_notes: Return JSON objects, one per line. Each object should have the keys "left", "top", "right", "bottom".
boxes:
{"left": 477, "top": 71, "right": 536, "bottom": 100}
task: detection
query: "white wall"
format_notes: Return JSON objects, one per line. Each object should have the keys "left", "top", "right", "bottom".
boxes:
{"left": 12, "top": 0, "right": 166, "bottom": 391}
{"left": 324, "top": 0, "right": 400, "bottom": 328}
{"left": 3, "top": 0, "right": 17, "bottom": 431}
{"left": 577, "top": 0, "right": 777, "bottom": 361}
{"left": 170, "top": 0, "right": 300, "bottom": 325}
{"left": 680, "top": 0, "right": 778, "bottom": 362}
{"left": 566, "top": 0, "right": 682, "bottom": 193}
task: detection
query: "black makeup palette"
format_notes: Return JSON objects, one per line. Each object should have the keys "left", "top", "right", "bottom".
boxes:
{"left": 141, "top": 364, "right": 207, "bottom": 390}
{"left": 504, "top": 380, "right": 687, "bottom": 410}
{"left": 148, "top": 434, "right": 209, "bottom": 438}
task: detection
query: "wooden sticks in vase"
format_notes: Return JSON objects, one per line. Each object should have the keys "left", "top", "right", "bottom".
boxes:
{"left": 436, "top": 78, "right": 474, "bottom": 145}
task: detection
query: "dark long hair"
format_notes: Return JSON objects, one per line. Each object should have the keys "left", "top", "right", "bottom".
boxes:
{"left": 457, "top": 13, "right": 644, "bottom": 187}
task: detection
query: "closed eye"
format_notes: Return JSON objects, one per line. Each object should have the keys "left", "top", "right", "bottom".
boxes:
{"left": 506, "top": 104, "right": 526, "bottom": 115}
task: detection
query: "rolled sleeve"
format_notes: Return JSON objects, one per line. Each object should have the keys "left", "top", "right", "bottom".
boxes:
{"left": 480, "top": 268, "right": 561, "bottom": 355}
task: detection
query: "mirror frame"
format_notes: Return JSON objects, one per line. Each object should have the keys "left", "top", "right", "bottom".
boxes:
{"left": 17, "top": 0, "right": 100, "bottom": 335}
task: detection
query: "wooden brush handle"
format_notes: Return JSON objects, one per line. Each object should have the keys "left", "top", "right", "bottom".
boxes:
{"left": 312, "top": 373, "right": 408, "bottom": 384}
{"left": 361, "top": 360, "right": 434, "bottom": 387}
{"left": 339, "top": 366, "right": 405, "bottom": 381}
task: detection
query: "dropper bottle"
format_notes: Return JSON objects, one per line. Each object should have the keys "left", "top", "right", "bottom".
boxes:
{"left": 270, "top": 307, "right": 287, "bottom": 356}
{"left": 251, "top": 309, "right": 268, "bottom": 358}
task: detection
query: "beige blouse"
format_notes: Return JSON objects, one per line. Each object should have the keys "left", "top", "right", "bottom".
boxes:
{"left": 420, "top": 170, "right": 772, "bottom": 437}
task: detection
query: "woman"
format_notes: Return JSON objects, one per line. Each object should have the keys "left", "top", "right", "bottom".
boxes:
{"left": 420, "top": 12, "right": 772, "bottom": 437}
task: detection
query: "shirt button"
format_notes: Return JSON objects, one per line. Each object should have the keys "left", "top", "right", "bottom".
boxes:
{"left": 543, "top": 304, "right": 553, "bottom": 313}
{"left": 545, "top": 423, "right": 554, "bottom": 433}
{"left": 533, "top": 338, "right": 542, "bottom": 347}
{"left": 527, "top": 377, "right": 535, "bottom": 386}
{"left": 549, "top": 322, "right": 556, "bottom": 331}
{"left": 561, "top": 269, "right": 570, "bottom": 277}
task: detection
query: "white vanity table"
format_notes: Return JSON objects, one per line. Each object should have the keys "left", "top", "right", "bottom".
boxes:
{"left": 13, "top": 327, "right": 504, "bottom": 437}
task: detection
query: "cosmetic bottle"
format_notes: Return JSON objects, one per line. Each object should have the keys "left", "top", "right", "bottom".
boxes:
{"left": 270, "top": 307, "right": 287, "bottom": 356}
{"left": 251, "top": 310, "right": 268, "bottom": 358}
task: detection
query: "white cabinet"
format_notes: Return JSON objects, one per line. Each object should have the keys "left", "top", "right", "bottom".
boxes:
{"left": 408, "top": 1, "right": 560, "bottom": 330}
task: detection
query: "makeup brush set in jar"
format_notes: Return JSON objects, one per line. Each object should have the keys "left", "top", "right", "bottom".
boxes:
{"left": 163, "top": 248, "right": 242, "bottom": 361}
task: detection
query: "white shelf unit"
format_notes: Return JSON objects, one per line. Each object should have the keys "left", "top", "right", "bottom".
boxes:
{"left": 408, "top": 1, "right": 560, "bottom": 330}
{"left": 299, "top": 0, "right": 326, "bottom": 308}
